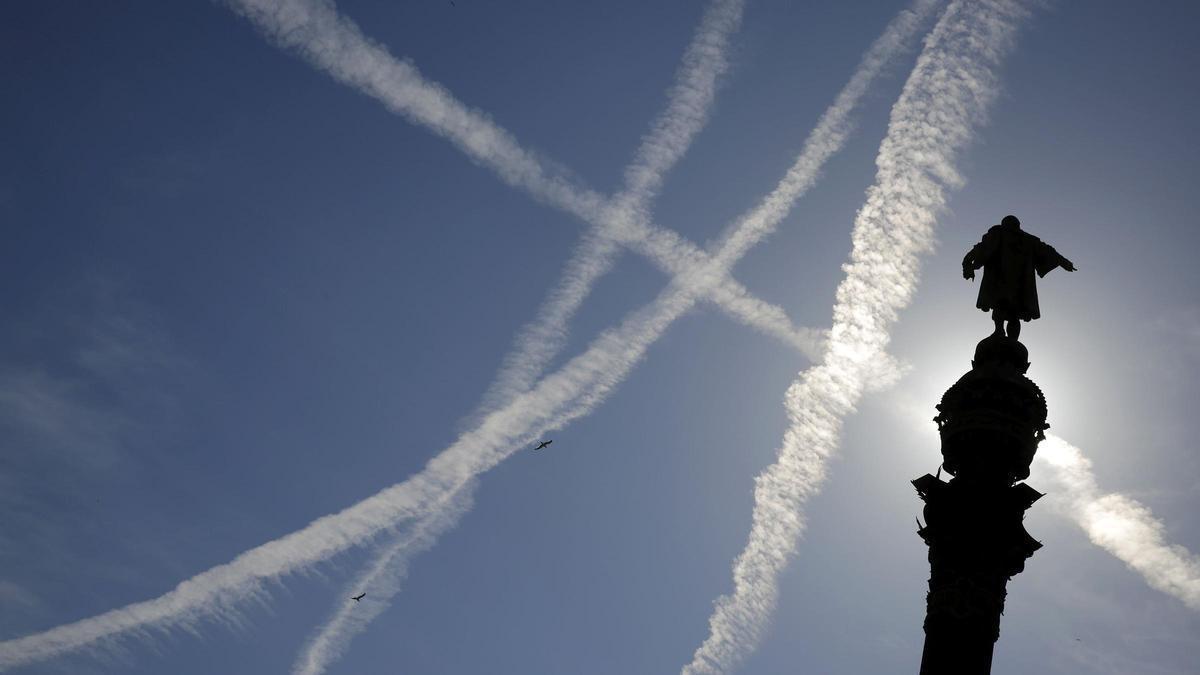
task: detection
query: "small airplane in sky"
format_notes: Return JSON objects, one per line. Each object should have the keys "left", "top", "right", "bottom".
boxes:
{"left": 534, "top": 440, "right": 553, "bottom": 450}
{"left": 351, "top": 593, "right": 366, "bottom": 602}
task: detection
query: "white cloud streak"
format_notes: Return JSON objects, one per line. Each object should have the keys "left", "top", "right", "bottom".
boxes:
{"left": 0, "top": 285, "right": 685, "bottom": 671}
{"left": 0, "top": 2, "right": 938, "bottom": 669}
{"left": 292, "top": 2, "right": 943, "bottom": 672}
{"left": 683, "top": 1, "right": 1035, "bottom": 672}
{"left": 479, "top": 0, "right": 746, "bottom": 412}
{"left": 295, "top": 2, "right": 748, "bottom": 669}
{"left": 224, "top": 0, "right": 822, "bottom": 359}
{"left": 292, "top": 481, "right": 478, "bottom": 675}
{"left": 1037, "top": 435, "right": 1200, "bottom": 610}
{"left": 295, "top": 1, "right": 940, "bottom": 667}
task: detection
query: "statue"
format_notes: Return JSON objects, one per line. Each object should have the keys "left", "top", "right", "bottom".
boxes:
{"left": 962, "top": 215, "right": 1075, "bottom": 339}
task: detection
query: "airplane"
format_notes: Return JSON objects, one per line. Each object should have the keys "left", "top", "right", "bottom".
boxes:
{"left": 351, "top": 593, "right": 366, "bottom": 602}
{"left": 534, "top": 440, "right": 553, "bottom": 450}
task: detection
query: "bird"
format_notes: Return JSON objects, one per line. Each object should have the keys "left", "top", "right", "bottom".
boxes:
{"left": 351, "top": 593, "right": 366, "bottom": 602}
{"left": 534, "top": 440, "right": 553, "bottom": 450}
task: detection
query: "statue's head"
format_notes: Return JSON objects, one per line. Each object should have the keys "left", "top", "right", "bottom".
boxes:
{"left": 1001, "top": 214, "right": 1021, "bottom": 229}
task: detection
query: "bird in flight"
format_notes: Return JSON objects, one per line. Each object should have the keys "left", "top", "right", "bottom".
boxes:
{"left": 351, "top": 593, "right": 366, "bottom": 602}
{"left": 534, "top": 440, "right": 553, "bottom": 450}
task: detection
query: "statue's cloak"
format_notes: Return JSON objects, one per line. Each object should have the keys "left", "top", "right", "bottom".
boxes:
{"left": 964, "top": 225, "right": 1069, "bottom": 321}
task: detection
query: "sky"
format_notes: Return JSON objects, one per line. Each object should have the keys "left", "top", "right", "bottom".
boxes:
{"left": 2, "top": 1, "right": 1199, "bottom": 674}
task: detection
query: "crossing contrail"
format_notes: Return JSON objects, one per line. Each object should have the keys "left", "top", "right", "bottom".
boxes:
{"left": 683, "top": 1, "right": 1036, "bottom": 672}
{"left": 292, "top": 481, "right": 478, "bottom": 675}
{"left": 291, "top": 2, "right": 942, "bottom": 671}
{"left": 2, "top": 3, "right": 1193, "bottom": 675}
{"left": 224, "top": 0, "right": 822, "bottom": 359}
{"left": 1037, "top": 435, "right": 1200, "bottom": 610}
{"left": 298, "top": 0, "right": 748, "bottom": 668}
{"left": 0, "top": 2, "right": 941, "bottom": 669}
{"left": 0, "top": 284, "right": 701, "bottom": 671}
{"left": 478, "top": 0, "right": 746, "bottom": 413}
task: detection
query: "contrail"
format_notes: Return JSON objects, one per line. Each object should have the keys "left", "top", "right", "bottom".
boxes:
{"left": 684, "top": 1, "right": 1035, "bottom": 672}
{"left": 294, "top": 1, "right": 943, "bottom": 672}
{"left": 300, "top": 1, "right": 746, "bottom": 667}
{"left": 0, "top": 2, "right": 939, "bottom": 669}
{"left": 0, "top": 285, "right": 693, "bottom": 671}
{"left": 1037, "top": 435, "right": 1200, "bottom": 610}
{"left": 479, "top": 0, "right": 746, "bottom": 412}
{"left": 888, "top": 392, "right": 1200, "bottom": 613}
{"left": 224, "top": 0, "right": 822, "bottom": 359}
{"left": 286, "top": 304, "right": 695, "bottom": 675}
{"left": 292, "top": 481, "right": 478, "bottom": 675}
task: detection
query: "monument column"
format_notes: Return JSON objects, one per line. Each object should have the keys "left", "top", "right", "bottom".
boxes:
{"left": 913, "top": 334, "right": 1047, "bottom": 674}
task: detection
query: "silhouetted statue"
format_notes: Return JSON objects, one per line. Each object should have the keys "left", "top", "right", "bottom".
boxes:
{"left": 962, "top": 215, "right": 1075, "bottom": 339}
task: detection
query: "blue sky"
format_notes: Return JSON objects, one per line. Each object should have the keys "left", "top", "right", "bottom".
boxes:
{"left": 2, "top": 1, "right": 1199, "bottom": 673}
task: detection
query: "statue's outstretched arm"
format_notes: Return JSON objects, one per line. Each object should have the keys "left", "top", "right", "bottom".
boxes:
{"left": 1036, "top": 244, "right": 1076, "bottom": 276}
{"left": 962, "top": 245, "right": 982, "bottom": 280}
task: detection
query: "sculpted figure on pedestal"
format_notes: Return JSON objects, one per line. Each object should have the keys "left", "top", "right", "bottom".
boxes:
{"left": 962, "top": 215, "right": 1075, "bottom": 339}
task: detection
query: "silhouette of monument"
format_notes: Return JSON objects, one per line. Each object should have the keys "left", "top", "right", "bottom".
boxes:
{"left": 962, "top": 214, "right": 1075, "bottom": 340}
{"left": 912, "top": 216, "right": 1074, "bottom": 674}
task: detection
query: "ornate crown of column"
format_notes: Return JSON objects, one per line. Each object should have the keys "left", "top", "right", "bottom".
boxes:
{"left": 933, "top": 334, "right": 1049, "bottom": 482}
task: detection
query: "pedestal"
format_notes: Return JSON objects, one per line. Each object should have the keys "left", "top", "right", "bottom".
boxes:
{"left": 913, "top": 335, "right": 1047, "bottom": 674}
